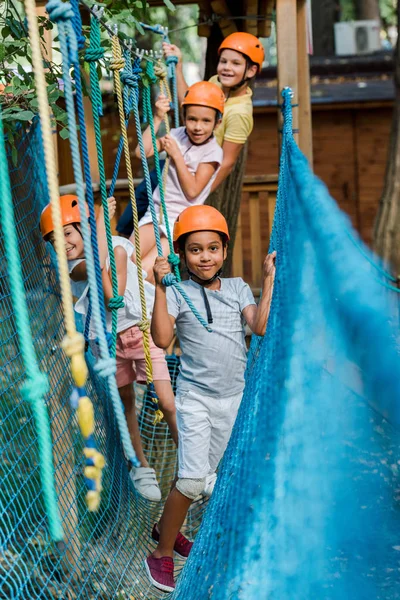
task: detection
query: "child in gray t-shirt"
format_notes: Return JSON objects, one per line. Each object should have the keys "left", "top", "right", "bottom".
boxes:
{"left": 145, "top": 205, "right": 276, "bottom": 593}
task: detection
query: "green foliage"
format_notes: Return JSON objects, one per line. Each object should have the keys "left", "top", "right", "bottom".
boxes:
{"left": 0, "top": 0, "right": 177, "bottom": 162}
{"left": 340, "top": 0, "right": 397, "bottom": 24}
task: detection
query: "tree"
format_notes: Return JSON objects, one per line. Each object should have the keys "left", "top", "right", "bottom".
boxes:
{"left": 311, "top": 0, "right": 340, "bottom": 56}
{"left": 373, "top": 1, "right": 400, "bottom": 273}
{"left": 355, "top": 0, "right": 381, "bottom": 20}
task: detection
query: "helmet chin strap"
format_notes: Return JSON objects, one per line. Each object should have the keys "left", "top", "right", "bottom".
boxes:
{"left": 187, "top": 266, "right": 223, "bottom": 286}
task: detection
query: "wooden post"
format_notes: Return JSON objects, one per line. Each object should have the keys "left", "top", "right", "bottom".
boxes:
{"left": 297, "top": 0, "right": 313, "bottom": 166}
{"left": 276, "top": 0, "right": 299, "bottom": 145}
{"left": 232, "top": 212, "right": 244, "bottom": 279}
{"left": 36, "top": 5, "right": 59, "bottom": 176}
{"left": 249, "top": 191, "right": 262, "bottom": 286}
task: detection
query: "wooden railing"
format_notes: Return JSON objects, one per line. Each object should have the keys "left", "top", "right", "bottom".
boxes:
{"left": 232, "top": 175, "right": 278, "bottom": 290}
{"left": 60, "top": 174, "right": 279, "bottom": 290}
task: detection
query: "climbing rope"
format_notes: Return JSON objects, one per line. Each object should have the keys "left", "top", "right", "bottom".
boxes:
{"left": 46, "top": 1, "right": 140, "bottom": 477}
{"left": 153, "top": 61, "right": 173, "bottom": 206}
{"left": 143, "top": 61, "right": 178, "bottom": 276}
{"left": 85, "top": 9, "right": 124, "bottom": 356}
{"left": 0, "top": 109, "right": 63, "bottom": 545}
{"left": 134, "top": 60, "right": 212, "bottom": 331}
{"left": 110, "top": 31, "right": 164, "bottom": 424}
{"left": 70, "top": 0, "right": 110, "bottom": 350}
{"left": 25, "top": 0, "right": 106, "bottom": 511}
{"left": 137, "top": 21, "right": 179, "bottom": 128}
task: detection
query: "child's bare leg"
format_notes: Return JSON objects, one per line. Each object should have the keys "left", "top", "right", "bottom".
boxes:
{"left": 130, "top": 223, "right": 157, "bottom": 259}
{"left": 118, "top": 383, "right": 149, "bottom": 468}
{"left": 153, "top": 487, "right": 193, "bottom": 558}
{"left": 153, "top": 380, "right": 178, "bottom": 446}
{"left": 141, "top": 237, "right": 170, "bottom": 284}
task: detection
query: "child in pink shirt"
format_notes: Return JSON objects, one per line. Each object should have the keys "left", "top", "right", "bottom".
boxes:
{"left": 133, "top": 81, "right": 225, "bottom": 283}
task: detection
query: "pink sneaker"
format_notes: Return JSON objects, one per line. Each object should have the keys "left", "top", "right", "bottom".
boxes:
{"left": 152, "top": 523, "right": 193, "bottom": 559}
{"left": 145, "top": 555, "right": 175, "bottom": 593}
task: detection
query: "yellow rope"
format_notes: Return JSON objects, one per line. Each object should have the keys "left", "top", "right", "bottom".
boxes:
{"left": 24, "top": 0, "right": 105, "bottom": 511}
{"left": 110, "top": 35, "right": 163, "bottom": 424}
{"left": 154, "top": 62, "right": 173, "bottom": 226}
{"left": 23, "top": 0, "right": 87, "bottom": 387}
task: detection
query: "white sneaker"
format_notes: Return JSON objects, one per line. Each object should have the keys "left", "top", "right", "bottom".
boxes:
{"left": 130, "top": 467, "right": 161, "bottom": 501}
{"left": 202, "top": 472, "right": 217, "bottom": 497}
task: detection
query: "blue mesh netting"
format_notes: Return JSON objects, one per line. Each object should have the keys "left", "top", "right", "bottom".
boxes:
{"left": 0, "top": 120, "right": 206, "bottom": 599}
{"left": 174, "top": 92, "right": 400, "bottom": 599}
{"left": 2, "top": 93, "right": 400, "bottom": 600}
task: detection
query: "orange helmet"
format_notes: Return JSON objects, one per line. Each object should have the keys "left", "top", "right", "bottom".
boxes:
{"left": 182, "top": 81, "right": 225, "bottom": 115}
{"left": 173, "top": 205, "right": 230, "bottom": 252}
{"left": 40, "top": 194, "right": 89, "bottom": 240}
{"left": 218, "top": 32, "right": 264, "bottom": 72}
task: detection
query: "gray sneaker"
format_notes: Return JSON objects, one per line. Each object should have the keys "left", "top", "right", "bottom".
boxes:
{"left": 130, "top": 467, "right": 161, "bottom": 501}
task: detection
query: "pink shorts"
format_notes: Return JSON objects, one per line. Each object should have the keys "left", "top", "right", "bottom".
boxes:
{"left": 115, "top": 326, "right": 171, "bottom": 388}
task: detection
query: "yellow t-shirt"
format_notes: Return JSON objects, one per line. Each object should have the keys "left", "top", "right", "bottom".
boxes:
{"left": 209, "top": 75, "right": 254, "bottom": 147}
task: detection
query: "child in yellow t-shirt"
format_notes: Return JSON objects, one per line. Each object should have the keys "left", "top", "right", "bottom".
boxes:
{"left": 163, "top": 32, "right": 264, "bottom": 191}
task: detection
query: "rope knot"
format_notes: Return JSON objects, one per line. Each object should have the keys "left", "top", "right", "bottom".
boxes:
{"left": 121, "top": 71, "right": 139, "bottom": 89}
{"left": 94, "top": 357, "right": 117, "bottom": 378}
{"left": 108, "top": 295, "right": 125, "bottom": 310}
{"left": 165, "top": 55, "right": 178, "bottom": 66}
{"left": 168, "top": 253, "right": 180, "bottom": 267}
{"left": 162, "top": 272, "right": 176, "bottom": 287}
{"left": 137, "top": 319, "right": 150, "bottom": 332}
{"left": 110, "top": 57, "right": 125, "bottom": 71}
{"left": 61, "top": 332, "right": 85, "bottom": 358}
{"left": 84, "top": 46, "right": 104, "bottom": 62}
{"left": 21, "top": 372, "right": 49, "bottom": 405}
{"left": 154, "top": 64, "right": 167, "bottom": 80}
{"left": 46, "top": 0, "right": 74, "bottom": 23}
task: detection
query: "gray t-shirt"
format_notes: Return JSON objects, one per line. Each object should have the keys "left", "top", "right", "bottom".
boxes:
{"left": 166, "top": 278, "right": 256, "bottom": 398}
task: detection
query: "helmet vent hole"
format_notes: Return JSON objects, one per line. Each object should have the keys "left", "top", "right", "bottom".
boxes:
{"left": 71, "top": 200, "right": 78, "bottom": 208}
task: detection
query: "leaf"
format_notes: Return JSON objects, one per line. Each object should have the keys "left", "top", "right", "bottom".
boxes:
{"left": 163, "top": 0, "right": 176, "bottom": 11}
{"left": 135, "top": 21, "right": 145, "bottom": 35}
{"left": 59, "top": 128, "right": 70, "bottom": 140}
{"left": 8, "top": 110, "right": 35, "bottom": 121}
{"left": 0, "top": 44, "right": 5, "bottom": 62}
{"left": 11, "top": 145, "right": 18, "bottom": 167}
{"left": 17, "top": 63, "right": 26, "bottom": 77}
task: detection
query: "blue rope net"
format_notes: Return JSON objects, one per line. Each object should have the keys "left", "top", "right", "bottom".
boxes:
{"left": 174, "top": 90, "right": 400, "bottom": 599}
{"left": 2, "top": 90, "right": 400, "bottom": 599}
{"left": 0, "top": 120, "right": 206, "bottom": 599}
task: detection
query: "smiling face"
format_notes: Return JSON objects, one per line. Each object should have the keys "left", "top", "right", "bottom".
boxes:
{"left": 184, "top": 105, "right": 219, "bottom": 145}
{"left": 217, "top": 48, "right": 257, "bottom": 89}
{"left": 49, "top": 223, "right": 84, "bottom": 260}
{"left": 183, "top": 230, "right": 227, "bottom": 282}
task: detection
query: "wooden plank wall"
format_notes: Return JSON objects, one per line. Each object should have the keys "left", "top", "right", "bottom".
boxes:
{"left": 57, "top": 101, "right": 392, "bottom": 283}
{"left": 246, "top": 104, "right": 392, "bottom": 246}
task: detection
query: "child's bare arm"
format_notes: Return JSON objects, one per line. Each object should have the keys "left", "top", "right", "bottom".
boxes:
{"left": 242, "top": 252, "right": 276, "bottom": 336}
{"left": 97, "top": 197, "right": 116, "bottom": 267}
{"left": 134, "top": 95, "right": 169, "bottom": 158}
{"left": 101, "top": 245, "right": 128, "bottom": 307}
{"left": 151, "top": 257, "right": 176, "bottom": 348}
{"left": 211, "top": 141, "right": 244, "bottom": 192}
{"left": 161, "top": 134, "right": 218, "bottom": 200}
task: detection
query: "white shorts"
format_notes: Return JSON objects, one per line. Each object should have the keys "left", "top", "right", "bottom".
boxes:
{"left": 176, "top": 387, "right": 243, "bottom": 479}
{"left": 138, "top": 206, "right": 174, "bottom": 240}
